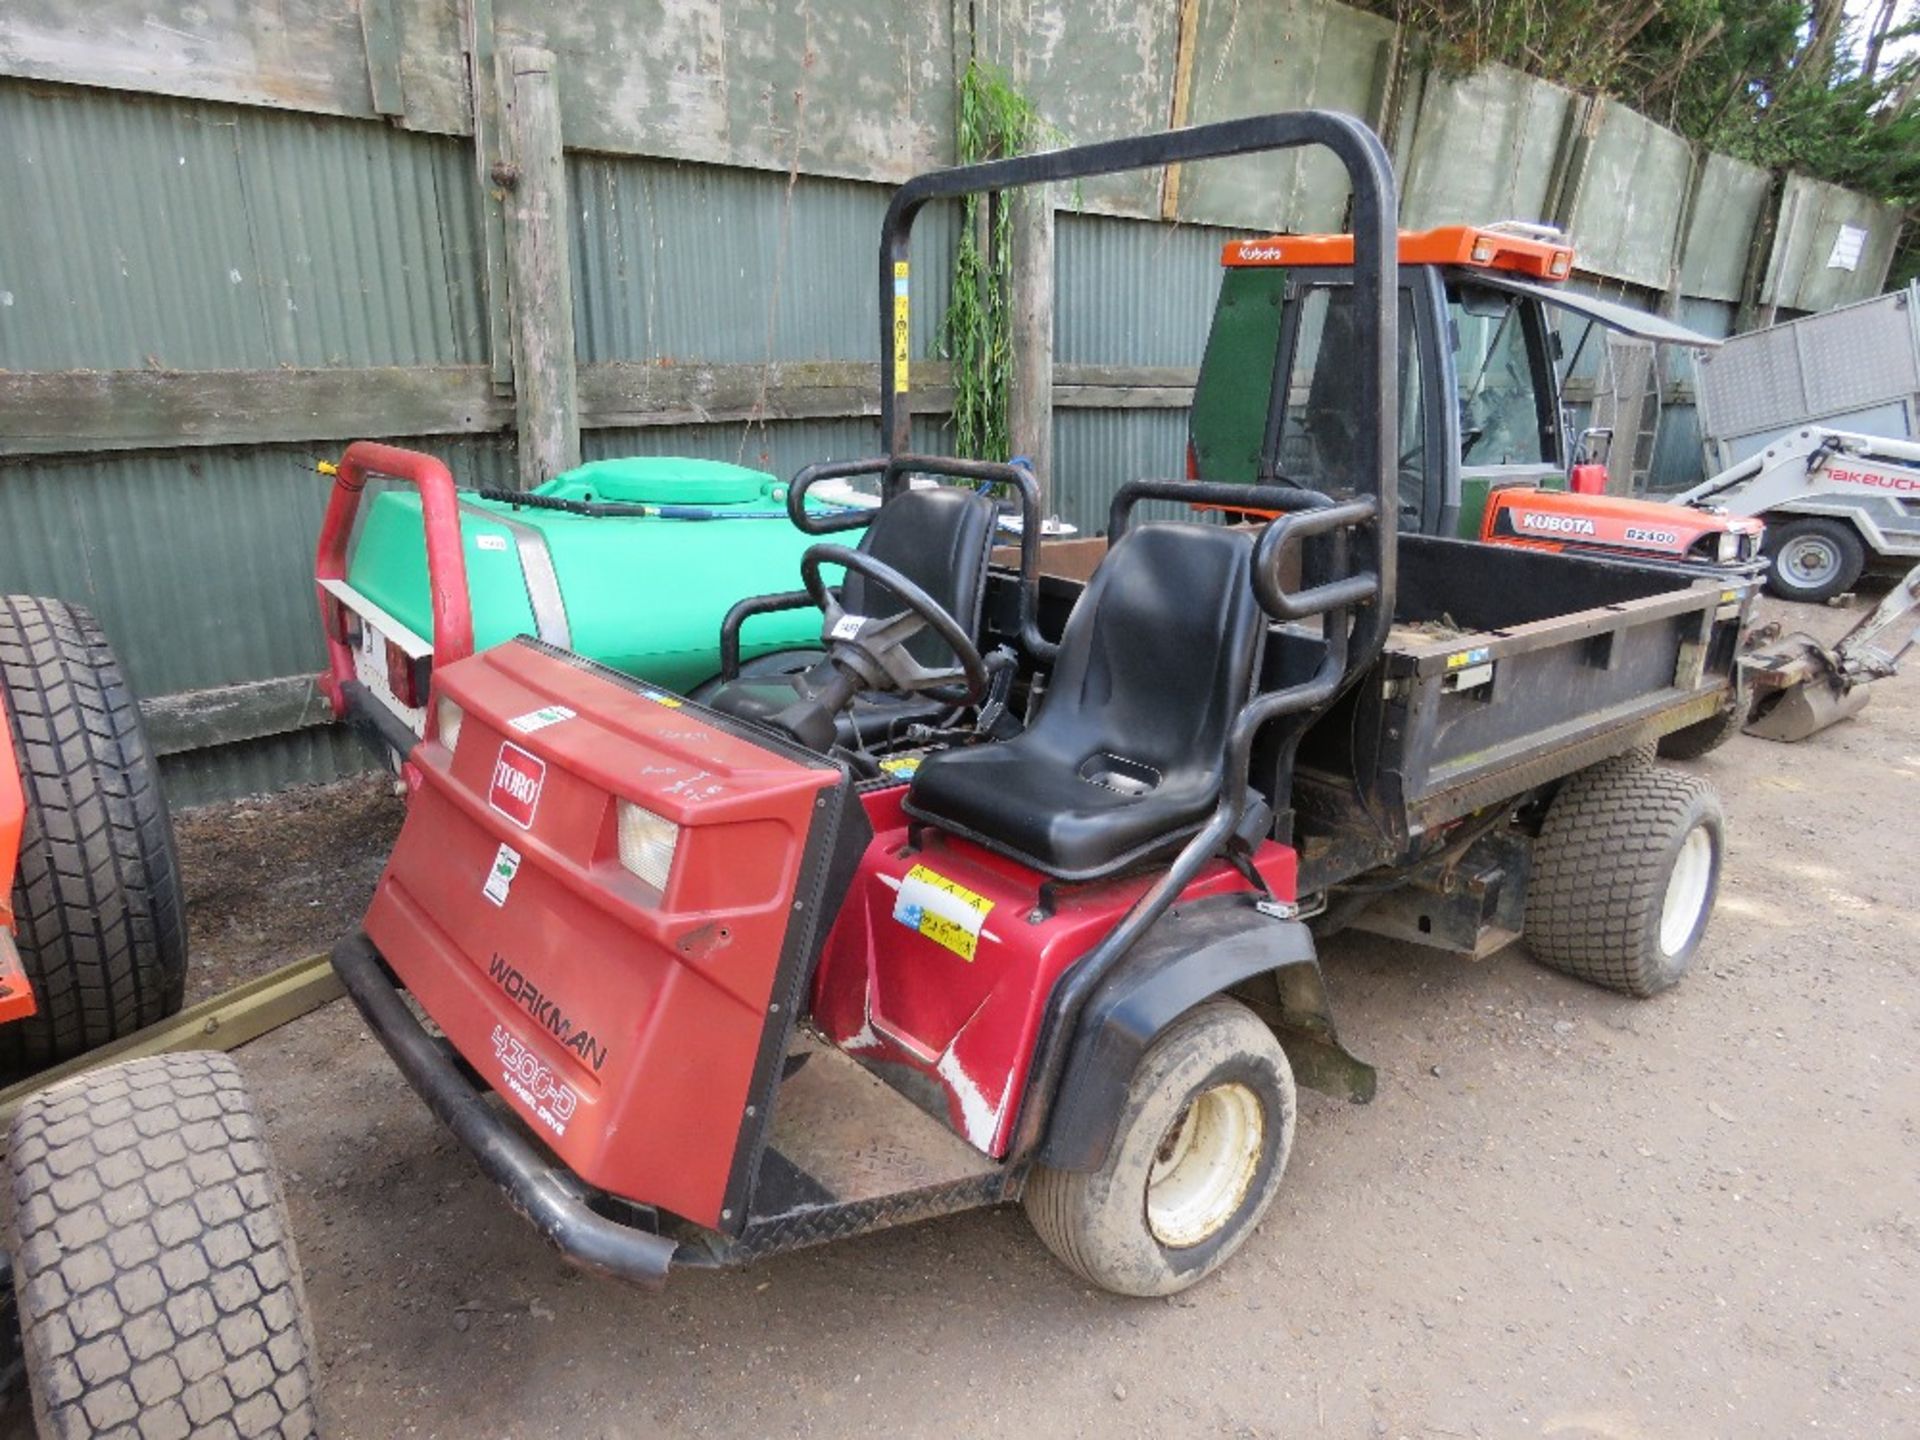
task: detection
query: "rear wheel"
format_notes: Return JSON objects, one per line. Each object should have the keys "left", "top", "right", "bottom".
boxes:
{"left": 1765, "top": 517, "right": 1864, "bottom": 603}
{"left": 1524, "top": 757, "right": 1724, "bottom": 996}
{"left": 1023, "top": 997, "right": 1295, "bottom": 1297}
{"left": 1656, "top": 673, "right": 1748, "bottom": 761}
{"left": 0, "top": 596, "right": 187, "bottom": 1072}
{"left": 6, "top": 1052, "right": 317, "bottom": 1439}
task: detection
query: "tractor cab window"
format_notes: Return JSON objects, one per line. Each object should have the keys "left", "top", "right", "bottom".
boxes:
{"left": 1276, "top": 286, "right": 1427, "bottom": 525}
{"left": 1448, "top": 283, "right": 1553, "bottom": 467}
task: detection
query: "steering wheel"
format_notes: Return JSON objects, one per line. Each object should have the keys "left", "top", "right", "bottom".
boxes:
{"left": 800, "top": 544, "right": 990, "bottom": 703}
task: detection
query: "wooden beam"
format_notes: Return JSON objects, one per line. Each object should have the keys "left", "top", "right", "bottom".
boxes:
{"left": 357, "top": 0, "right": 406, "bottom": 117}
{"left": 141, "top": 675, "right": 331, "bottom": 758}
{"left": 463, "top": 0, "right": 516, "bottom": 390}
{"left": 1009, "top": 187, "right": 1056, "bottom": 512}
{"left": 0, "top": 366, "right": 509, "bottom": 458}
{"left": 578, "top": 360, "right": 954, "bottom": 427}
{"left": 0, "top": 955, "right": 343, "bottom": 1141}
{"left": 1159, "top": 0, "right": 1204, "bottom": 221}
{"left": 0, "top": 361, "right": 1201, "bottom": 459}
{"left": 498, "top": 46, "right": 580, "bottom": 488}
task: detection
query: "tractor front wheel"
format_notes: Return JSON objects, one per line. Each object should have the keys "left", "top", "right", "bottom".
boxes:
{"left": 1023, "top": 997, "right": 1295, "bottom": 1297}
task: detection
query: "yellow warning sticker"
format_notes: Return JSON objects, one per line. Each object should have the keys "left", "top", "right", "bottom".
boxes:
{"left": 893, "top": 261, "right": 911, "bottom": 393}
{"left": 892, "top": 862, "right": 992, "bottom": 961}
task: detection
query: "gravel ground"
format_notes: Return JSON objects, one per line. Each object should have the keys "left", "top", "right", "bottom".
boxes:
{"left": 9, "top": 591, "right": 1917, "bottom": 1439}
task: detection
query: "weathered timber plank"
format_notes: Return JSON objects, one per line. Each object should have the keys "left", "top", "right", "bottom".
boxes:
{"left": 577, "top": 360, "right": 953, "bottom": 427}
{"left": 499, "top": 47, "right": 580, "bottom": 488}
{"left": 0, "top": 366, "right": 509, "bottom": 456}
{"left": 140, "top": 675, "right": 332, "bottom": 757}
{"left": 0, "top": 361, "right": 1200, "bottom": 458}
{"left": 0, "top": 955, "right": 345, "bottom": 1140}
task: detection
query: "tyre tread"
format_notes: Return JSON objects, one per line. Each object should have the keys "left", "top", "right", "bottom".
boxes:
{"left": 0, "top": 595, "right": 187, "bottom": 1070}
{"left": 6, "top": 1052, "right": 317, "bottom": 1439}
{"left": 1524, "top": 757, "right": 1720, "bottom": 997}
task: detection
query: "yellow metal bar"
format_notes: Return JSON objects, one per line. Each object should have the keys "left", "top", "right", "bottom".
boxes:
{"left": 0, "top": 954, "right": 342, "bottom": 1137}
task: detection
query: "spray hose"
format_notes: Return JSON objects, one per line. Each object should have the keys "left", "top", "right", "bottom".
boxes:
{"left": 466, "top": 486, "right": 863, "bottom": 522}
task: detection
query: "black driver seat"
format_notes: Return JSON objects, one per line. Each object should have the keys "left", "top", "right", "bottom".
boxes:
{"left": 903, "top": 521, "right": 1266, "bottom": 882}
{"left": 707, "top": 486, "right": 999, "bottom": 747}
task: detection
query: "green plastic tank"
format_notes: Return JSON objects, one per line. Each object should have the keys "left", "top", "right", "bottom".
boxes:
{"left": 346, "top": 456, "right": 843, "bottom": 693}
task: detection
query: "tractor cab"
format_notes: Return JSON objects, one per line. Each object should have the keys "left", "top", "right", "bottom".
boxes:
{"left": 1189, "top": 223, "right": 1766, "bottom": 573}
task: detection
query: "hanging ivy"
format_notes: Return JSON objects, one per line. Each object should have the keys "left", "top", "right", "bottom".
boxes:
{"left": 941, "top": 60, "right": 1058, "bottom": 461}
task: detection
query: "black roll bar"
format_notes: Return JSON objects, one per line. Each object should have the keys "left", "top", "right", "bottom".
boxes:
{"left": 874, "top": 115, "right": 1400, "bottom": 1169}
{"left": 878, "top": 108, "right": 1397, "bottom": 671}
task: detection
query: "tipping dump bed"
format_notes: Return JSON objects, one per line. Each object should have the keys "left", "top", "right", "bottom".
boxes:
{"left": 1287, "top": 536, "right": 1737, "bottom": 876}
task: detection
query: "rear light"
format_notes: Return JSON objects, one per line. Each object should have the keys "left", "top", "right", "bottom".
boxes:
{"left": 386, "top": 638, "right": 430, "bottom": 709}
{"left": 1185, "top": 441, "right": 1200, "bottom": 481}
{"left": 322, "top": 595, "right": 362, "bottom": 648}
{"left": 616, "top": 802, "right": 680, "bottom": 892}
{"left": 434, "top": 696, "right": 463, "bottom": 753}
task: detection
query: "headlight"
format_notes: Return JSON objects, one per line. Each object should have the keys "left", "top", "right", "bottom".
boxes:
{"left": 1716, "top": 531, "right": 1741, "bottom": 563}
{"left": 616, "top": 802, "right": 680, "bottom": 891}
{"left": 435, "top": 696, "right": 463, "bottom": 752}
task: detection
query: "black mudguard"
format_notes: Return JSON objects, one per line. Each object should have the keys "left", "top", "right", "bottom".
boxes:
{"left": 1038, "top": 896, "right": 1375, "bottom": 1173}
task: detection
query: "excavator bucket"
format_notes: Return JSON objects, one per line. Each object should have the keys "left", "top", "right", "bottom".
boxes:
{"left": 1743, "top": 668, "right": 1871, "bottom": 741}
{"left": 1739, "top": 633, "right": 1867, "bottom": 742}
{"left": 1740, "top": 562, "right": 1920, "bottom": 742}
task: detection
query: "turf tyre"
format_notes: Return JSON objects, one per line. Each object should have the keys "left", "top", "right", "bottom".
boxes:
{"left": 5, "top": 1051, "right": 317, "bottom": 1439}
{"left": 1524, "top": 758, "right": 1723, "bottom": 997}
{"left": 1023, "top": 997, "right": 1295, "bottom": 1298}
{"left": 0, "top": 595, "right": 187, "bottom": 1072}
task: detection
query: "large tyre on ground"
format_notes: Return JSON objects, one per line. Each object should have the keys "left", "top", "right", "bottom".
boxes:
{"left": 1524, "top": 756, "right": 1724, "bottom": 997}
{"left": 6, "top": 1051, "right": 317, "bottom": 1439}
{"left": 1023, "top": 997, "right": 1296, "bottom": 1297}
{"left": 0, "top": 595, "right": 187, "bottom": 1072}
{"left": 1764, "top": 516, "right": 1865, "bottom": 603}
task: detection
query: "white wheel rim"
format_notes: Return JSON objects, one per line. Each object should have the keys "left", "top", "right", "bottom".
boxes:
{"left": 1146, "top": 1081, "right": 1264, "bottom": 1248}
{"left": 1782, "top": 535, "right": 1840, "bottom": 588}
{"left": 1659, "top": 825, "right": 1714, "bottom": 957}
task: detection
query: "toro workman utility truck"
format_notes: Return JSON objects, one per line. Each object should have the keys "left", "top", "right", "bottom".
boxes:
{"left": 9, "top": 116, "right": 1748, "bottom": 1432}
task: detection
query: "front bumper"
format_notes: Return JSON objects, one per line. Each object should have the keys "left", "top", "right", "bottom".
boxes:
{"left": 331, "top": 929, "right": 680, "bottom": 1287}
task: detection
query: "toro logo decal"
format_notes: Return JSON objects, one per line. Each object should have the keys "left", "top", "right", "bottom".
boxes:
{"left": 489, "top": 742, "right": 546, "bottom": 829}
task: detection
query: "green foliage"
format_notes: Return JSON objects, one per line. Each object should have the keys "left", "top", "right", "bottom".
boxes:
{"left": 941, "top": 60, "right": 1056, "bottom": 461}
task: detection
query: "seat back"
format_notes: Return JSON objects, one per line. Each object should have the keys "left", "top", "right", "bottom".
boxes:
{"left": 1035, "top": 521, "right": 1264, "bottom": 792}
{"left": 842, "top": 487, "right": 998, "bottom": 668}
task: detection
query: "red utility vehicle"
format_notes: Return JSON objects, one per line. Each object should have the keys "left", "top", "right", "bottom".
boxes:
{"left": 7, "top": 123, "right": 1741, "bottom": 1439}
{"left": 319, "top": 114, "right": 1731, "bottom": 1298}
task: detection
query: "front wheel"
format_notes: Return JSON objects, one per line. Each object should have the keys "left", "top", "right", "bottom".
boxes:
{"left": 6, "top": 1052, "right": 318, "bottom": 1439}
{"left": 1765, "top": 517, "right": 1865, "bottom": 603}
{"left": 1023, "top": 997, "right": 1295, "bottom": 1297}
